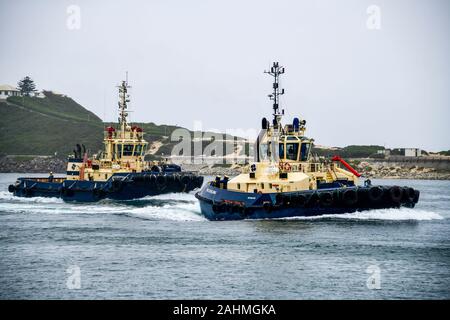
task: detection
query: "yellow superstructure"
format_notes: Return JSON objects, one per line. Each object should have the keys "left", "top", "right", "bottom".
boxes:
{"left": 225, "top": 62, "right": 359, "bottom": 193}
{"left": 66, "top": 80, "right": 160, "bottom": 181}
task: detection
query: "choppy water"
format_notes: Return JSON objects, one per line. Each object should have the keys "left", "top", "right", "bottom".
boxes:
{"left": 0, "top": 173, "right": 449, "bottom": 299}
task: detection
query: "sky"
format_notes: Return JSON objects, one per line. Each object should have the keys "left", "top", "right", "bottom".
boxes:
{"left": 0, "top": 0, "right": 449, "bottom": 151}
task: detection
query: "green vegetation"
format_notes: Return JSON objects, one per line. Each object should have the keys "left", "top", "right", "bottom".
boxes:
{"left": 438, "top": 150, "right": 450, "bottom": 156}
{"left": 8, "top": 92, "right": 102, "bottom": 123}
{"left": 0, "top": 99, "right": 104, "bottom": 156}
{"left": 312, "top": 145, "right": 385, "bottom": 159}
{"left": 17, "top": 76, "right": 36, "bottom": 96}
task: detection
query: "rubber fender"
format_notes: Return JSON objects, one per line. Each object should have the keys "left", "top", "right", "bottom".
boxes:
{"left": 319, "top": 191, "right": 333, "bottom": 207}
{"left": 342, "top": 189, "right": 358, "bottom": 206}
{"left": 389, "top": 186, "right": 403, "bottom": 203}
{"left": 368, "top": 186, "right": 384, "bottom": 203}
{"left": 156, "top": 175, "right": 166, "bottom": 186}
{"left": 308, "top": 192, "right": 320, "bottom": 207}
{"left": 413, "top": 189, "right": 420, "bottom": 203}
{"left": 196, "top": 176, "right": 204, "bottom": 188}
{"left": 181, "top": 175, "right": 191, "bottom": 186}
{"left": 404, "top": 187, "right": 416, "bottom": 203}
{"left": 263, "top": 202, "right": 273, "bottom": 212}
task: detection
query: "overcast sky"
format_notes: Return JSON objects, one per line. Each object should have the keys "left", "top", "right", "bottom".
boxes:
{"left": 1, "top": 0, "right": 449, "bottom": 151}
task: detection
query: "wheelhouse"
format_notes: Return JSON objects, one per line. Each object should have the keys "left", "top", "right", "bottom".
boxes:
{"left": 278, "top": 135, "right": 312, "bottom": 162}
{"left": 115, "top": 142, "right": 147, "bottom": 159}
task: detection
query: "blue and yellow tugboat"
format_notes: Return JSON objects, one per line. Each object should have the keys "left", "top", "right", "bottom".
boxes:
{"left": 195, "top": 62, "right": 420, "bottom": 220}
{"left": 8, "top": 80, "right": 203, "bottom": 202}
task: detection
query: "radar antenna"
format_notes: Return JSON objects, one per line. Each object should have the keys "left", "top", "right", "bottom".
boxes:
{"left": 117, "top": 74, "right": 131, "bottom": 135}
{"left": 264, "top": 62, "right": 285, "bottom": 129}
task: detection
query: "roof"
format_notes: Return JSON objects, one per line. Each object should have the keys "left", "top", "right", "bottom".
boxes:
{"left": 0, "top": 84, "right": 19, "bottom": 91}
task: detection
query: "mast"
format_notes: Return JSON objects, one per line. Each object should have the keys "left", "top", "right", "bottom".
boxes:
{"left": 117, "top": 76, "right": 131, "bottom": 138}
{"left": 264, "top": 62, "right": 285, "bottom": 129}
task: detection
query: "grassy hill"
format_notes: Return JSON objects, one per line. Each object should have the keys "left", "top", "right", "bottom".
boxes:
{"left": 0, "top": 93, "right": 183, "bottom": 157}
{"left": 0, "top": 92, "right": 242, "bottom": 159}
{"left": 1, "top": 93, "right": 103, "bottom": 156}
{"left": 8, "top": 91, "right": 102, "bottom": 123}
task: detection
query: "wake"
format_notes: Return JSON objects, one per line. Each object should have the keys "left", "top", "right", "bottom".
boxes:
{"left": 282, "top": 207, "right": 443, "bottom": 221}
{"left": 0, "top": 191, "right": 444, "bottom": 222}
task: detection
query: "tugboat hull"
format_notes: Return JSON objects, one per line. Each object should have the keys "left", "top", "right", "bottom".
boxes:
{"left": 9, "top": 172, "right": 203, "bottom": 202}
{"left": 195, "top": 184, "right": 420, "bottom": 221}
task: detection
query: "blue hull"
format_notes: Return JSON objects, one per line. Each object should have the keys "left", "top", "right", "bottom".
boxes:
{"left": 195, "top": 183, "right": 420, "bottom": 221}
{"left": 9, "top": 172, "right": 203, "bottom": 202}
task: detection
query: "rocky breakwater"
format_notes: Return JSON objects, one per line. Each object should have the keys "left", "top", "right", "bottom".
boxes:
{"left": 180, "top": 163, "right": 242, "bottom": 177}
{"left": 355, "top": 161, "right": 450, "bottom": 180}
{"left": 0, "top": 156, "right": 66, "bottom": 173}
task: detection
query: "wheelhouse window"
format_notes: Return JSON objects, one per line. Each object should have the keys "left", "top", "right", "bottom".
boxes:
{"left": 286, "top": 143, "right": 299, "bottom": 161}
{"left": 259, "top": 143, "right": 268, "bottom": 161}
{"left": 279, "top": 143, "right": 285, "bottom": 160}
{"left": 134, "top": 144, "right": 142, "bottom": 156}
{"left": 300, "top": 142, "right": 311, "bottom": 161}
{"left": 117, "top": 144, "right": 123, "bottom": 158}
{"left": 123, "top": 144, "right": 134, "bottom": 156}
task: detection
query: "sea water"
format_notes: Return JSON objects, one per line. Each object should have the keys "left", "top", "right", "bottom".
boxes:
{"left": 0, "top": 173, "right": 448, "bottom": 299}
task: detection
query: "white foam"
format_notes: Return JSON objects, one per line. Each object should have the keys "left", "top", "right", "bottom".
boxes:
{"left": 0, "top": 190, "right": 205, "bottom": 221}
{"left": 0, "top": 191, "right": 63, "bottom": 204}
{"left": 126, "top": 202, "right": 206, "bottom": 221}
{"left": 2, "top": 190, "right": 441, "bottom": 223}
{"left": 281, "top": 208, "right": 443, "bottom": 221}
{"left": 133, "top": 192, "right": 197, "bottom": 202}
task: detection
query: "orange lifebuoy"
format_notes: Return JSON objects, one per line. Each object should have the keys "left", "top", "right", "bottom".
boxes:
{"left": 284, "top": 162, "right": 292, "bottom": 172}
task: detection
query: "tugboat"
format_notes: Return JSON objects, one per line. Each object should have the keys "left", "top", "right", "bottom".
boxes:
{"left": 8, "top": 79, "right": 203, "bottom": 202}
{"left": 195, "top": 62, "right": 420, "bottom": 220}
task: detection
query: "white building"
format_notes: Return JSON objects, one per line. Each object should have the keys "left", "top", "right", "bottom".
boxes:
{"left": 33, "top": 91, "right": 46, "bottom": 98}
{"left": 404, "top": 148, "right": 422, "bottom": 157}
{"left": 0, "top": 84, "right": 21, "bottom": 100}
